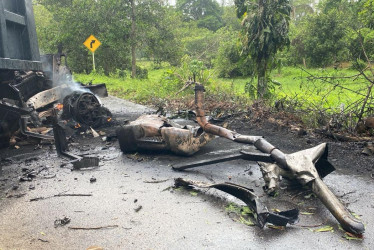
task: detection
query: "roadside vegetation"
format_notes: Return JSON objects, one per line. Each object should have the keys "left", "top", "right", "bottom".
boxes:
{"left": 34, "top": 0, "right": 374, "bottom": 134}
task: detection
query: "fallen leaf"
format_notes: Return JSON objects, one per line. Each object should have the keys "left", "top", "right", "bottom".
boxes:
{"left": 225, "top": 203, "right": 241, "bottom": 214}
{"left": 313, "top": 225, "right": 334, "bottom": 232}
{"left": 343, "top": 232, "right": 363, "bottom": 241}
{"left": 301, "top": 212, "right": 314, "bottom": 215}
{"left": 351, "top": 212, "right": 361, "bottom": 220}
{"left": 241, "top": 206, "right": 254, "bottom": 215}
{"left": 189, "top": 191, "right": 198, "bottom": 196}
{"left": 304, "top": 193, "right": 315, "bottom": 199}
{"left": 239, "top": 216, "right": 255, "bottom": 226}
{"left": 87, "top": 246, "right": 104, "bottom": 250}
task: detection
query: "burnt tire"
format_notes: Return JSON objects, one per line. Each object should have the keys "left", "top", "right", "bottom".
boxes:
{"left": 116, "top": 125, "right": 138, "bottom": 153}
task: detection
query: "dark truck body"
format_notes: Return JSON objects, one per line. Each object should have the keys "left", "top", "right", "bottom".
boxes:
{"left": 0, "top": 0, "right": 42, "bottom": 71}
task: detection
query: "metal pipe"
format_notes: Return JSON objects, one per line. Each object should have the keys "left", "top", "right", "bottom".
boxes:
{"left": 193, "top": 82, "right": 365, "bottom": 235}
{"left": 195, "top": 84, "right": 261, "bottom": 143}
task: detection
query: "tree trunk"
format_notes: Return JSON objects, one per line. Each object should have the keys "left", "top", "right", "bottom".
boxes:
{"left": 257, "top": 61, "right": 267, "bottom": 99}
{"left": 130, "top": 0, "right": 136, "bottom": 78}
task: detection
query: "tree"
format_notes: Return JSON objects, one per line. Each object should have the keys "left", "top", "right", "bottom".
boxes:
{"left": 290, "top": 0, "right": 314, "bottom": 23}
{"left": 136, "top": 3, "right": 183, "bottom": 66}
{"left": 176, "top": 0, "right": 224, "bottom": 31}
{"left": 303, "top": 9, "right": 348, "bottom": 66}
{"left": 288, "top": 0, "right": 359, "bottom": 67}
{"left": 34, "top": 0, "right": 182, "bottom": 74}
{"left": 235, "top": 0, "right": 291, "bottom": 99}
{"left": 36, "top": 0, "right": 132, "bottom": 74}
{"left": 130, "top": 0, "right": 137, "bottom": 78}
{"left": 214, "top": 28, "right": 254, "bottom": 77}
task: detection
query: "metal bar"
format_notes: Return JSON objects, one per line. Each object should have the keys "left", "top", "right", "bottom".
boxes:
{"left": 0, "top": 0, "right": 9, "bottom": 58}
{"left": 240, "top": 151, "right": 273, "bottom": 162}
{"left": 24, "top": 0, "right": 40, "bottom": 61}
{"left": 192, "top": 82, "right": 365, "bottom": 234}
{"left": 4, "top": 10, "right": 26, "bottom": 25}
{"left": 312, "top": 177, "right": 365, "bottom": 234}
{"left": 0, "top": 58, "right": 42, "bottom": 70}
{"left": 172, "top": 153, "right": 245, "bottom": 171}
{"left": 172, "top": 151, "right": 272, "bottom": 171}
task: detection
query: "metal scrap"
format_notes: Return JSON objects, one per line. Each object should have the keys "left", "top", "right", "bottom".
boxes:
{"left": 117, "top": 115, "right": 215, "bottom": 156}
{"left": 61, "top": 91, "right": 112, "bottom": 128}
{"left": 52, "top": 109, "right": 99, "bottom": 169}
{"left": 174, "top": 178, "right": 299, "bottom": 228}
{"left": 173, "top": 82, "right": 365, "bottom": 235}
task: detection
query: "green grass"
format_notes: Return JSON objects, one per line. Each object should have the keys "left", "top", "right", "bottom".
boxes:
{"left": 74, "top": 64, "right": 370, "bottom": 113}
{"left": 271, "top": 67, "right": 368, "bottom": 110}
{"left": 74, "top": 67, "right": 168, "bottom": 103}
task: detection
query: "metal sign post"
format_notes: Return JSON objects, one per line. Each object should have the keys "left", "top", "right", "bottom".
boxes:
{"left": 92, "top": 52, "right": 95, "bottom": 71}
{"left": 83, "top": 35, "right": 101, "bottom": 72}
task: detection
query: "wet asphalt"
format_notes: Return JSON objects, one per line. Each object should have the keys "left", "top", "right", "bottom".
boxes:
{"left": 0, "top": 96, "right": 373, "bottom": 250}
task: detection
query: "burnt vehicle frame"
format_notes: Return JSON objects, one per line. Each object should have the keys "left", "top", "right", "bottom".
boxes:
{"left": 0, "top": 0, "right": 109, "bottom": 148}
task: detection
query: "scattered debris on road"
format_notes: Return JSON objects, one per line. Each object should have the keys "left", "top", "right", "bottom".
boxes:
{"left": 134, "top": 205, "right": 143, "bottom": 212}
{"left": 175, "top": 178, "right": 299, "bottom": 228}
{"left": 172, "top": 81, "right": 365, "bottom": 235}
{"left": 54, "top": 217, "right": 71, "bottom": 228}
{"left": 30, "top": 193, "right": 93, "bottom": 202}
{"left": 68, "top": 225, "right": 119, "bottom": 230}
{"left": 52, "top": 110, "right": 100, "bottom": 169}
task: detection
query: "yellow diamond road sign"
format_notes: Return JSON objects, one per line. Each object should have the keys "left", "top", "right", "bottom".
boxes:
{"left": 83, "top": 35, "right": 101, "bottom": 53}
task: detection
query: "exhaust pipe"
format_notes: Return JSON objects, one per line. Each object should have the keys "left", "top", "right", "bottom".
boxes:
{"left": 193, "top": 83, "right": 365, "bottom": 235}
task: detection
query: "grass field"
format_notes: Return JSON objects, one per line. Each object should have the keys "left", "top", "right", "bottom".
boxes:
{"left": 74, "top": 64, "right": 370, "bottom": 114}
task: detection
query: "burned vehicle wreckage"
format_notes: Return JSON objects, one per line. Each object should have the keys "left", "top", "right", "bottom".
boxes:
{"left": 0, "top": 0, "right": 365, "bottom": 241}
{"left": 0, "top": 1, "right": 110, "bottom": 148}
{"left": 116, "top": 82, "right": 365, "bottom": 235}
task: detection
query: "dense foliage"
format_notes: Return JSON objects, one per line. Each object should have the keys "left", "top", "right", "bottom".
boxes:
{"left": 33, "top": 0, "right": 374, "bottom": 84}
{"left": 235, "top": 0, "right": 291, "bottom": 99}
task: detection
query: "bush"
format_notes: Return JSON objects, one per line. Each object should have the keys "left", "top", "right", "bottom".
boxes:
{"left": 135, "top": 66, "right": 148, "bottom": 79}
{"left": 214, "top": 32, "right": 254, "bottom": 78}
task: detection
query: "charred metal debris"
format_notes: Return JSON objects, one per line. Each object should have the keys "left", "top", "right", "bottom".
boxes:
{"left": 116, "top": 81, "right": 365, "bottom": 235}
{"left": 116, "top": 114, "right": 214, "bottom": 156}
{"left": 0, "top": 52, "right": 111, "bottom": 149}
{"left": 175, "top": 178, "right": 299, "bottom": 228}
{"left": 52, "top": 109, "right": 99, "bottom": 169}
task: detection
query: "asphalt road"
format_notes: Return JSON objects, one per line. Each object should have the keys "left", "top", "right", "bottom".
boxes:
{"left": 0, "top": 96, "right": 372, "bottom": 250}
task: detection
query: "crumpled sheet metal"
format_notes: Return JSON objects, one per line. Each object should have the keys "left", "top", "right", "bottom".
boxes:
{"left": 117, "top": 115, "right": 215, "bottom": 156}
{"left": 174, "top": 178, "right": 299, "bottom": 228}
{"left": 260, "top": 144, "right": 364, "bottom": 234}
{"left": 259, "top": 143, "right": 333, "bottom": 194}
{"left": 258, "top": 162, "right": 291, "bottom": 195}
{"left": 161, "top": 126, "right": 214, "bottom": 155}
{"left": 285, "top": 143, "right": 328, "bottom": 185}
